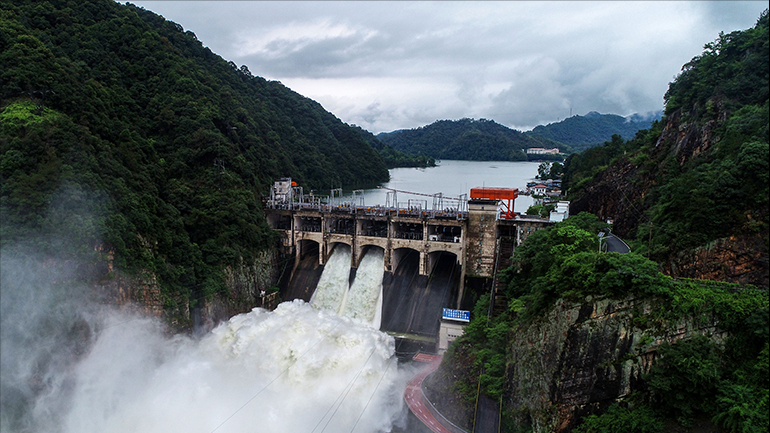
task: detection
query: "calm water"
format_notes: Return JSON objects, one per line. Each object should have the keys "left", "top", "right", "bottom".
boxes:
{"left": 341, "top": 160, "right": 541, "bottom": 214}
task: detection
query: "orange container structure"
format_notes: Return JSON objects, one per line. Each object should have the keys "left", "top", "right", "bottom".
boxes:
{"left": 470, "top": 187, "right": 519, "bottom": 219}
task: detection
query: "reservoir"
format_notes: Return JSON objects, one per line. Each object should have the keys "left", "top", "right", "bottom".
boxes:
{"left": 341, "top": 160, "right": 541, "bottom": 213}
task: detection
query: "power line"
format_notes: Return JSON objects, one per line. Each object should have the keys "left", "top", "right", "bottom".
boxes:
{"left": 209, "top": 321, "right": 342, "bottom": 433}
{"left": 349, "top": 355, "right": 396, "bottom": 433}
{"left": 314, "top": 347, "right": 378, "bottom": 433}
{"left": 376, "top": 186, "right": 465, "bottom": 201}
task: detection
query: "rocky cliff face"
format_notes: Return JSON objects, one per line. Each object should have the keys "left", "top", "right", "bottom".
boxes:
{"left": 424, "top": 295, "right": 725, "bottom": 432}
{"left": 195, "top": 250, "right": 282, "bottom": 333}
{"left": 663, "top": 232, "right": 769, "bottom": 288}
{"left": 568, "top": 159, "right": 647, "bottom": 240}
{"left": 94, "top": 246, "right": 281, "bottom": 332}
{"left": 504, "top": 296, "right": 722, "bottom": 433}
{"left": 570, "top": 106, "right": 769, "bottom": 288}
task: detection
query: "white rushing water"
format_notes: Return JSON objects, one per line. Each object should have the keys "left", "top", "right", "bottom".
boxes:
{"left": 62, "top": 302, "right": 403, "bottom": 433}
{"left": 1, "top": 251, "right": 408, "bottom": 433}
{"left": 311, "top": 244, "right": 386, "bottom": 329}
{"left": 310, "top": 244, "right": 353, "bottom": 315}
{"left": 343, "top": 248, "right": 385, "bottom": 329}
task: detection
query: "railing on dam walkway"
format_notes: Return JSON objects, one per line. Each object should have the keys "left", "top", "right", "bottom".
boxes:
{"left": 266, "top": 200, "right": 469, "bottom": 220}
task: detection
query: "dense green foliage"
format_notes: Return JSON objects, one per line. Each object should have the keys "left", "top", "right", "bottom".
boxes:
{"left": 527, "top": 111, "right": 660, "bottom": 153}
{"left": 351, "top": 124, "right": 436, "bottom": 168}
{"left": 536, "top": 161, "right": 562, "bottom": 180}
{"left": 499, "top": 214, "right": 769, "bottom": 432}
{"left": 377, "top": 118, "right": 566, "bottom": 161}
{"left": 0, "top": 0, "right": 389, "bottom": 321}
{"left": 562, "top": 133, "right": 645, "bottom": 193}
{"left": 525, "top": 203, "right": 555, "bottom": 218}
{"left": 445, "top": 212, "right": 768, "bottom": 431}
{"left": 575, "top": 403, "right": 664, "bottom": 433}
{"left": 564, "top": 11, "right": 769, "bottom": 267}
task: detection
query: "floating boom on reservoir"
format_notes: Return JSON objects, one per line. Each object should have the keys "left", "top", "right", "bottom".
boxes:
{"left": 469, "top": 187, "right": 519, "bottom": 219}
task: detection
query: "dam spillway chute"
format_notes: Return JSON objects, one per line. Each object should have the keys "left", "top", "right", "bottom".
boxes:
{"left": 343, "top": 246, "right": 385, "bottom": 329}
{"left": 410, "top": 251, "right": 460, "bottom": 337}
{"left": 281, "top": 240, "right": 322, "bottom": 302}
{"left": 380, "top": 249, "right": 460, "bottom": 345}
{"left": 309, "top": 243, "right": 351, "bottom": 315}
{"left": 380, "top": 248, "right": 423, "bottom": 336}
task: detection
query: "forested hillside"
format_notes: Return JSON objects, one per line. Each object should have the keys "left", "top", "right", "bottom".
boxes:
{"left": 526, "top": 110, "right": 661, "bottom": 153}
{"left": 352, "top": 124, "right": 436, "bottom": 168}
{"left": 377, "top": 118, "right": 566, "bottom": 161}
{"left": 429, "top": 10, "right": 769, "bottom": 433}
{"left": 0, "top": 0, "right": 389, "bottom": 321}
{"left": 565, "top": 10, "right": 768, "bottom": 287}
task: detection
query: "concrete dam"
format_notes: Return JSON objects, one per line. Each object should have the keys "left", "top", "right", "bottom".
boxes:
{"left": 264, "top": 179, "right": 555, "bottom": 352}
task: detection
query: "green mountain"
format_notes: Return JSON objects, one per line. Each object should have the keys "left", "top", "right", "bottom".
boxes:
{"left": 376, "top": 118, "right": 567, "bottom": 161}
{"left": 352, "top": 124, "right": 436, "bottom": 168}
{"left": 0, "top": 0, "right": 389, "bottom": 314}
{"left": 526, "top": 110, "right": 662, "bottom": 153}
{"left": 565, "top": 10, "right": 768, "bottom": 287}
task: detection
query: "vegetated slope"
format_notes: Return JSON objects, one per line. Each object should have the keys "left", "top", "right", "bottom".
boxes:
{"left": 0, "top": 0, "right": 388, "bottom": 322}
{"left": 377, "top": 118, "right": 567, "bottom": 161}
{"left": 526, "top": 110, "right": 662, "bottom": 153}
{"left": 351, "top": 124, "right": 436, "bottom": 168}
{"left": 565, "top": 10, "right": 769, "bottom": 288}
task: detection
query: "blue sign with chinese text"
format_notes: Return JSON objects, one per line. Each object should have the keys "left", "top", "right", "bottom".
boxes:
{"left": 442, "top": 308, "right": 470, "bottom": 322}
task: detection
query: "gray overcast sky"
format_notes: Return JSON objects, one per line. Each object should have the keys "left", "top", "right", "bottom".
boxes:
{"left": 127, "top": 1, "right": 767, "bottom": 134}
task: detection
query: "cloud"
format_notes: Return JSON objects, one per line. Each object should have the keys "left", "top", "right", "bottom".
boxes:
{"left": 130, "top": 1, "right": 769, "bottom": 133}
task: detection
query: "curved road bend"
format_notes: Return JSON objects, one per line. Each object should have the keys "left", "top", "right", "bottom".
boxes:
{"left": 404, "top": 354, "right": 459, "bottom": 433}
{"left": 605, "top": 232, "right": 631, "bottom": 254}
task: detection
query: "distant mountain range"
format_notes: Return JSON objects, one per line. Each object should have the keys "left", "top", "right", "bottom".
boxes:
{"left": 376, "top": 118, "right": 565, "bottom": 161}
{"left": 377, "top": 111, "right": 662, "bottom": 160}
{"left": 526, "top": 110, "right": 663, "bottom": 152}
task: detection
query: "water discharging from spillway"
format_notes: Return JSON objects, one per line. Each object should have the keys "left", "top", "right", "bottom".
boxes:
{"left": 344, "top": 248, "right": 385, "bottom": 329}
{"left": 0, "top": 251, "right": 408, "bottom": 433}
{"left": 310, "top": 245, "right": 385, "bottom": 329}
{"left": 310, "top": 244, "right": 353, "bottom": 314}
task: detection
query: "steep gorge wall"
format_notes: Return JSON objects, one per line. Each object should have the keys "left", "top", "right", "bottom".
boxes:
{"left": 94, "top": 246, "right": 281, "bottom": 332}
{"left": 504, "top": 296, "right": 722, "bottom": 432}
{"left": 663, "top": 232, "right": 769, "bottom": 288}
{"left": 196, "top": 249, "right": 282, "bottom": 333}
{"left": 569, "top": 159, "right": 646, "bottom": 240}
{"left": 570, "top": 106, "right": 769, "bottom": 288}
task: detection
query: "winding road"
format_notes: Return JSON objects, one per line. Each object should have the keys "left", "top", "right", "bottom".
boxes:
{"left": 603, "top": 230, "right": 631, "bottom": 253}
{"left": 404, "top": 354, "right": 459, "bottom": 433}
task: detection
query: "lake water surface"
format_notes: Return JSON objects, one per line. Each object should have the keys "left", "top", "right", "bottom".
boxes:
{"left": 342, "top": 160, "right": 542, "bottom": 214}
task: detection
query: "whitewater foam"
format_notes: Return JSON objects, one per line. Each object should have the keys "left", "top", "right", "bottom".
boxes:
{"left": 310, "top": 244, "right": 352, "bottom": 314}
{"left": 344, "top": 248, "right": 385, "bottom": 328}
{"left": 60, "top": 302, "right": 403, "bottom": 433}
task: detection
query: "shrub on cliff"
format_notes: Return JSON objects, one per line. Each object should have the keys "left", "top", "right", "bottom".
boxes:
{"left": 575, "top": 403, "right": 664, "bottom": 433}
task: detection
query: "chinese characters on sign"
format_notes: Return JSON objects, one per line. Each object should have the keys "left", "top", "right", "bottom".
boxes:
{"left": 442, "top": 308, "right": 470, "bottom": 322}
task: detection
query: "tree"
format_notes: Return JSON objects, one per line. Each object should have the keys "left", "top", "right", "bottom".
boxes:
{"left": 537, "top": 161, "right": 551, "bottom": 179}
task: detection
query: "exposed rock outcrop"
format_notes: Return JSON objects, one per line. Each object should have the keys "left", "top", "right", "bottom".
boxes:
{"left": 93, "top": 245, "right": 281, "bottom": 332}
{"left": 505, "top": 296, "right": 722, "bottom": 432}
{"left": 426, "top": 295, "right": 726, "bottom": 433}
{"left": 195, "top": 249, "right": 282, "bottom": 333}
{"left": 664, "top": 232, "right": 769, "bottom": 288}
